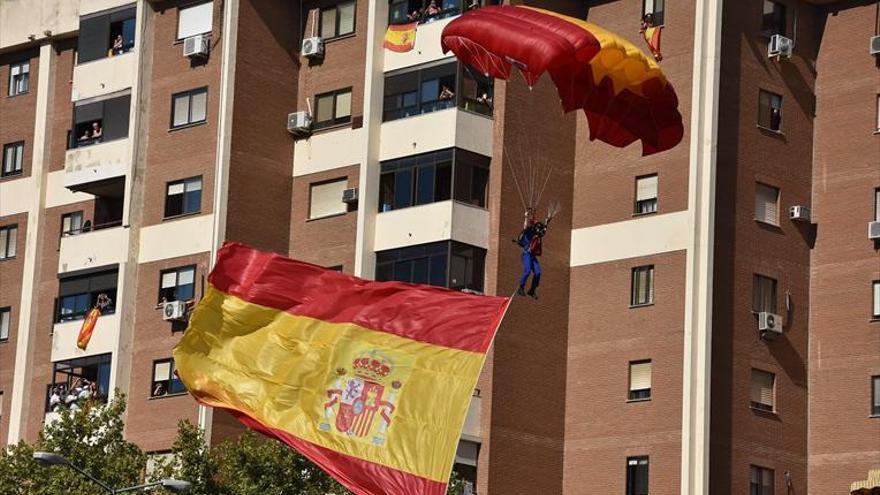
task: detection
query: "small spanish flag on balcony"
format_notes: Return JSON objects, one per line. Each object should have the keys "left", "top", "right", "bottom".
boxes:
{"left": 384, "top": 22, "right": 418, "bottom": 53}
{"left": 173, "top": 243, "right": 510, "bottom": 495}
{"left": 642, "top": 25, "right": 663, "bottom": 62}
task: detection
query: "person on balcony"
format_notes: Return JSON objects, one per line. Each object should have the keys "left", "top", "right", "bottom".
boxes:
{"left": 91, "top": 122, "right": 103, "bottom": 141}
{"left": 112, "top": 34, "right": 125, "bottom": 55}
{"left": 439, "top": 85, "right": 455, "bottom": 101}
{"left": 426, "top": 0, "right": 441, "bottom": 19}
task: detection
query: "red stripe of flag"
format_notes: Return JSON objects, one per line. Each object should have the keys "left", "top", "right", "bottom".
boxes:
{"left": 209, "top": 243, "right": 509, "bottom": 353}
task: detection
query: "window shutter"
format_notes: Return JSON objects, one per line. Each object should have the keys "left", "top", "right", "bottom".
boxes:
{"left": 161, "top": 272, "right": 177, "bottom": 289}
{"left": 636, "top": 175, "right": 658, "bottom": 201}
{"left": 335, "top": 91, "right": 352, "bottom": 119}
{"left": 178, "top": 267, "right": 195, "bottom": 286}
{"left": 78, "top": 14, "right": 111, "bottom": 64}
{"left": 455, "top": 440, "right": 478, "bottom": 467}
{"left": 339, "top": 2, "right": 355, "bottom": 34}
{"left": 102, "top": 94, "right": 131, "bottom": 141}
{"left": 173, "top": 94, "right": 190, "bottom": 127}
{"left": 310, "top": 179, "right": 347, "bottom": 219}
{"left": 873, "top": 282, "right": 880, "bottom": 317}
{"left": 6, "top": 227, "right": 16, "bottom": 258}
{"left": 190, "top": 91, "right": 207, "bottom": 123}
{"left": 873, "top": 377, "right": 880, "bottom": 408}
{"left": 74, "top": 101, "right": 105, "bottom": 125}
{"left": 167, "top": 183, "right": 185, "bottom": 196}
{"left": 178, "top": 2, "right": 214, "bottom": 39}
{"left": 630, "top": 361, "right": 652, "bottom": 391}
{"left": 751, "top": 369, "right": 774, "bottom": 407}
{"left": 755, "top": 183, "right": 779, "bottom": 224}
{"left": 320, "top": 8, "right": 336, "bottom": 37}
{"left": 0, "top": 309, "right": 9, "bottom": 340}
{"left": 874, "top": 189, "right": 880, "bottom": 222}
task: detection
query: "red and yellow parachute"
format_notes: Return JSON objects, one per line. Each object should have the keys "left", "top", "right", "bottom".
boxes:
{"left": 441, "top": 6, "right": 684, "bottom": 156}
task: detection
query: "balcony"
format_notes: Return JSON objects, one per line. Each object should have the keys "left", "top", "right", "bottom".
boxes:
{"left": 52, "top": 313, "right": 119, "bottom": 362}
{"left": 293, "top": 127, "right": 365, "bottom": 177}
{"left": 58, "top": 225, "right": 128, "bottom": 274}
{"left": 72, "top": 52, "right": 136, "bottom": 101}
{"left": 460, "top": 393, "right": 481, "bottom": 442}
{"left": 374, "top": 200, "right": 488, "bottom": 251}
{"left": 63, "top": 138, "right": 129, "bottom": 193}
{"left": 379, "top": 109, "right": 492, "bottom": 161}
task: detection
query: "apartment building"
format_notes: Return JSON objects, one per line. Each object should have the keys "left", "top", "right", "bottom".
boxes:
{"left": 0, "top": 0, "right": 877, "bottom": 494}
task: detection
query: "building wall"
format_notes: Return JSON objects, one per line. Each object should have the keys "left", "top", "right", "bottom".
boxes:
{"left": 0, "top": 213, "right": 28, "bottom": 444}
{"left": 710, "top": 1, "right": 820, "bottom": 493}
{"left": 809, "top": 3, "right": 880, "bottom": 494}
{"left": 0, "top": 47, "right": 40, "bottom": 180}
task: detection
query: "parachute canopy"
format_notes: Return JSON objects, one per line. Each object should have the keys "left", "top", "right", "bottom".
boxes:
{"left": 441, "top": 6, "right": 684, "bottom": 156}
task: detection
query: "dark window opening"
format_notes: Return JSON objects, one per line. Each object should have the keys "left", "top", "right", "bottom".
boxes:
{"left": 631, "top": 265, "right": 654, "bottom": 306}
{"left": 388, "top": 0, "right": 463, "bottom": 25}
{"left": 320, "top": 1, "right": 356, "bottom": 39}
{"left": 626, "top": 456, "right": 649, "bottom": 495}
{"left": 379, "top": 148, "right": 489, "bottom": 212}
{"left": 2, "top": 142, "right": 24, "bottom": 177}
{"left": 56, "top": 268, "right": 118, "bottom": 322}
{"left": 158, "top": 265, "right": 196, "bottom": 304}
{"left": 77, "top": 7, "right": 136, "bottom": 64}
{"left": 151, "top": 358, "right": 187, "bottom": 397}
{"left": 872, "top": 376, "right": 880, "bottom": 417}
{"left": 314, "top": 88, "right": 352, "bottom": 130}
{"left": 758, "top": 90, "right": 783, "bottom": 132}
{"left": 61, "top": 211, "right": 85, "bottom": 237}
{"left": 635, "top": 174, "right": 658, "bottom": 214}
{"left": 628, "top": 360, "right": 652, "bottom": 401}
{"left": 0, "top": 225, "right": 18, "bottom": 260}
{"left": 761, "top": 1, "right": 786, "bottom": 37}
{"left": 70, "top": 93, "right": 131, "bottom": 148}
{"left": 164, "top": 176, "right": 202, "bottom": 218}
{"left": 642, "top": 0, "right": 664, "bottom": 27}
{"left": 752, "top": 274, "right": 777, "bottom": 314}
{"left": 0, "top": 307, "right": 10, "bottom": 342}
{"left": 375, "top": 241, "right": 485, "bottom": 291}
{"left": 46, "top": 354, "right": 111, "bottom": 412}
{"left": 383, "top": 62, "right": 493, "bottom": 122}
{"left": 750, "top": 465, "right": 775, "bottom": 495}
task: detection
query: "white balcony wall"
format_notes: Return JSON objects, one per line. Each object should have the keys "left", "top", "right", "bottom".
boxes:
{"left": 373, "top": 200, "right": 488, "bottom": 251}
{"left": 0, "top": 176, "right": 35, "bottom": 216}
{"left": 383, "top": 19, "right": 456, "bottom": 72}
{"left": 460, "top": 394, "right": 481, "bottom": 442}
{"left": 0, "top": 0, "right": 78, "bottom": 50}
{"left": 80, "top": 0, "right": 135, "bottom": 16}
{"left": 52, "top": 312, "right": 120, "bottom": 362}
{"left": 569, "top": 210, "right": 690, "bottom": 267}
{"left": 58, "top": 226, "right": 128, "bottom": 274}
{"left": 46, "top": 170, "right": 95, "bottom": 208}
{"left": 379, "top": 109, "right": 492, "bottom": 161}
{"left": 293, "top": 127, "right": 364, "bottom": 177}
{"left": 72, "top": 52, "right": 135, "bottom": 101}
{"left": 64, "top": 138, "right": 129, "bottom": 189}
{"left": 138, "top": 214, "right": 214, "bottom": 263}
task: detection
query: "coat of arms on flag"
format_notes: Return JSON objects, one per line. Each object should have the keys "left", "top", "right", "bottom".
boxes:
{"left": 384, "top": 22, "right": 417, "bottom": 52}
{"left": 173, "top": 243, "right": 510, "bottom": 495}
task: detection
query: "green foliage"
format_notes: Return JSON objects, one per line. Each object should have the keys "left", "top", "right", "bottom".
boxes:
{"left": 0, "top": 396, "right": 473, "bottom": 495}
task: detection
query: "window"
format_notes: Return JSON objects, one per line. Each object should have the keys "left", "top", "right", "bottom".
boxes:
{"left": 72, "top": 92, "right": 131, "bottom": 148}
{"left": 309, "top": 178, "right": 348, "bottom": 219}
{"left": 164, "top": 176, "right": 202, "bottom": 217}
{"left": 758, "top": 90, "right": 783, "bottom": 132}
{"left": 750, "top": 465, "right": 775, "bottom": 495}
{"left": 171, "top": 87, "right": 208, "bottom": 128}
{"left": 384, "top": 62, "right": 493, "bottom": 122}
{"left": 320, "top": 1, "right": 356, "bottom": 39}
{"left": 0, "top": 307, "right": 10, "bottom": 342}
{"left": 874, "top": 188, "right": 880, "bottom": 222}
{"left": 61, "top": 211, "right": 85, "bottom": 237}
{"left": 378, "top": 148, "right": 488, "bottom": 212}
{"left": 626, "top": 457, "right": 649, "bottom": 495}
{"left": 8, "top": 60, "right": 29, "bottom": 96}
{"left": 376, "top": 241, "right": 486, "bottom": 291}
{"left": 875, "top": 95, "right": 880, "bottom": 132}
{"left": 158, "top": 266, "right": 196, "bottom": 304}
{"left": 46, "top": 354, "right": 111, "bottom": 412}
{"left": 628, "top": 360, "right": 652, "bottom": 400}
{"left": 752, "top": 274, "right": 777, "bottom": 314}
{"left": 314, "top": 88, "right": 352, "bottom": 130}
{"left": 755, "top": 183, "right": 779, "bottom": 225}
{"left": 2, "top": 142, "right": 23, "bottom": 177}
{"left": 872, "top": 376, "right": 880, "bottom": 417}
{"left": 151, "top": 359, "right": 186, "bottom": 397}
{"left": 873, "top": 281, "right": 880, "bottom": 319}
{"left": 631, "top": 265, "right": 654, "bottom": 306}
{"left": 750, "top": 368, "right": 775, "bottom": 412}
{"left": 635, "top": 174, "right": 658, "bottom": 214}
{"left": 453, "top": 440, "right": 478, "bottom": 495}
{"left": 177, "top": 1, "right": 213, "bottom": 39}
{"left": 389, "top": 0, "right": 461, "bottom": 25}
{"left": 642, "top": 0, "right": 664, "bottom": 26}
{"left": 0, "top": 225, "right": 17, "bottom": 260}
{"left": 761, "top": 1, "right": 786, "bottom": 37}
{"left": 56, "top": 268, "right": 118, "bottom": 322}
{"left": 77, "top": 7, "right": 136, "bottom": 64}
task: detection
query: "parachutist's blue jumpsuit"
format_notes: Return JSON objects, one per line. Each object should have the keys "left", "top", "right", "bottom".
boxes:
{"left": 518, "top": 225, "right": 542, "bottom": 293}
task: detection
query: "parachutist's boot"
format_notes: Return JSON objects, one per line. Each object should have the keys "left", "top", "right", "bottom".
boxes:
{"left": 527, "top": 288, "right": 538, "bottom": 299}
{"left": 517, "top": 286, "right": 526, "bottom": 296}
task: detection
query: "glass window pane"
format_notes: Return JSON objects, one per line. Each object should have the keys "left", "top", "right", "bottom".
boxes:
{"left": 178, "top": 267, "right": 195, "bottom": 286}
{"left": 320, "top": 8, "right": 337, "bottom": 37}
{"left": 1, "top": 309, "right": 9, "bottom": 340}
{"left": 0, "top": 229, "right": 7, "bottom": 257}
{"left": 184, "top": 189, "right": 201, "bottom": 213}
{"left": 393, "top": 259, "right": 413, "bottom": 283}
{"left": 416, "top": 166, "right": 434, "bottom": 205}
{"left": 339, "top": 2, "right": 355, "bottom": 34}
{"left": 412, "top": 257, "right": 429, "bottom": 285}
{"left": 394, "top": 169, "right": 413, "bottom": 209}
{"left": 429, "top": 253, "right": 447, "bottom": 287}
{"left": 185, "top": 177, "right": 203, "bottom": 192}
{"left": 168, "top": 182, "right": 185, "bottom": 195}
{"left": 154, "top": 361, "right": 172, "bottom": 381}
{"left": 173, "top": 95, "right": 190, "bottom": 127}
{"left": 6, "top": 227, "right": 15, "bottom": 258}
{"left": 190, "top": 91, "right": 207, "bottom": 123}
{"left": 335, "top": 91, "right": 352, "bottom": 119}
{"left": 316, "top": 94, "right": 334, "bottom": 123}
{"left": 161, "top": 272, "right": 177, "bottom": 289}
{"left": 421, "top": 79, "right": 439, "bottom": 104}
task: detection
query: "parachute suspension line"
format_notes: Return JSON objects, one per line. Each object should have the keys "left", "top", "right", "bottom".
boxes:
{"left": 503, "top": 147, "right": 528, "bottom": 210}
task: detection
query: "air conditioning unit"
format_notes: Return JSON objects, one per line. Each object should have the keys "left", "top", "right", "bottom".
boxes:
{"left": 301, "top": 36, "right": 324, "bottom": 59}
{"left": 768, "top": 34, "right": 793, "bottom": 59}
{"left": 287, "top": 111, "right": 312, "bottom": 137}
{"left": 869, "top": 220, "right": 880, "bottom": 240}
{"left": 162, "top": 300, "right": 187, "bottom": 321}
{"left": 789, "top": 205, "right": 811, "bottom": 222}
{"left": 183, "top": 34, "right": 210, "bottom": 58}
{"left": 758, "top": 311, "right": 783, "bottom": 338}
{"left": 870, "top": 35, "right": 880, "bottom": 56}
{"left": 342, "top": 187, "right": 359, "bottom": 204}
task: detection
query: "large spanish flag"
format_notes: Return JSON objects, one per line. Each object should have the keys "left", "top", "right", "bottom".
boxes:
{"left": 173, "top": 243, "right": 510, "bottom": 495}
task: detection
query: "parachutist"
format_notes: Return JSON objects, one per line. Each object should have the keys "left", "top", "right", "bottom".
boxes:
{"left": 515, "top": 207, "right": 552, "bottom": 299}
